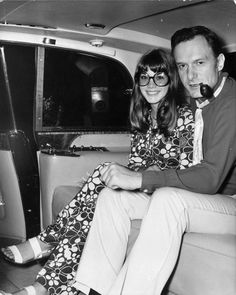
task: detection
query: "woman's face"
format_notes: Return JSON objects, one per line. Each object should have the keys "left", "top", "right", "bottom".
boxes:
{"left": 139, "top": 67, "right": 169, "bottom": 113}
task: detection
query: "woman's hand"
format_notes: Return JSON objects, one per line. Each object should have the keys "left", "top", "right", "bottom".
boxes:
{"left": 100, "top": 163, "right": 142, "bottom": 190}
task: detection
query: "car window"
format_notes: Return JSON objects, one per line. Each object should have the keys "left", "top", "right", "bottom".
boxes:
{"left": 38, "top": 47, "right": 133, "bottom": 132}
{"left": 1, "top": 42, "right": 235, "bottom": 140}
{"left": 0, "top": 43, "right": 35, "bottom": 144}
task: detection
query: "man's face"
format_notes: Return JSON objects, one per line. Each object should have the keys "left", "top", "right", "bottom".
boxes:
{"left": 173, "top": 35, "right": 224, "bottom": 98}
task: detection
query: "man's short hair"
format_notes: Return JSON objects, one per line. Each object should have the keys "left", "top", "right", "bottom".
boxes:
{"left": 171, "top": 26, "right": 225, "bottom": 57}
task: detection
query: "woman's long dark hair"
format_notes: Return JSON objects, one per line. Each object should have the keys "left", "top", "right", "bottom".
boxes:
{"left": 129, "top": 48, "right": 186, "bottom": 137}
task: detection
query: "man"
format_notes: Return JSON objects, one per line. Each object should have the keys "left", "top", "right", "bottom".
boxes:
{"left": 73, "top": 26, "right": 236, "bottom": 295}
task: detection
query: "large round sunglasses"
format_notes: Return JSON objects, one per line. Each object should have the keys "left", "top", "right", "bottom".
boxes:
{"left": 138, "top": 72, "right": 169, "bottom": 87}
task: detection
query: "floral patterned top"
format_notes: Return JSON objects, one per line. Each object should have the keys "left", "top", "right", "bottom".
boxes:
{"left": 128, "top": 105, "right": 194, "bottom": 172}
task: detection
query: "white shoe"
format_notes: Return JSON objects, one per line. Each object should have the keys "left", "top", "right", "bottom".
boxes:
{"left": 0, "top": 237, "right": 52, "bottom": 264}
{"left": 0, "top": 286, "right": 37, "bottom": 295}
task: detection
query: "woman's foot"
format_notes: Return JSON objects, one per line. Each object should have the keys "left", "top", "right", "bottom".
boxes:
{"left": 0, "top": 237, "right": 53, "bottom": 264}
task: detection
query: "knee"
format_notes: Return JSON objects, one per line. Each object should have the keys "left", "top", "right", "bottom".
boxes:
{"left": 151, "top": 187, "right": 186, "bottom": 209}
{"left": 96, "top": 187, "right": 118, "bottom": 210}
{"left": 96, "top": 188, "right": 131, "bottom": 223}
{"left": 152, "top": 187, "right": 177, "bottom": 200}
{"left": 97, "top": 187, "right": 113, "bottom": 202}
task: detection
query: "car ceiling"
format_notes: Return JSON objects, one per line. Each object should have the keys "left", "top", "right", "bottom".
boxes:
{"left": 0, "top": 0, "right": 235, "bottom": 51}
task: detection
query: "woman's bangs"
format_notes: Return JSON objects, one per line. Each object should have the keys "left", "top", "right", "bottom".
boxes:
{"left": 138, "top": 63, "right": 148, "bottom": 74}
{"left": 142, "top": 61, "right": 168, "bottom": 75}
{"left": 151, "top": 60, "right": 167, "bottom": 73}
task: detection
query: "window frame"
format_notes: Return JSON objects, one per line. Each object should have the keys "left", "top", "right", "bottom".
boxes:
{"left": 34, "top": 46, "right": 133, "bottom": 133}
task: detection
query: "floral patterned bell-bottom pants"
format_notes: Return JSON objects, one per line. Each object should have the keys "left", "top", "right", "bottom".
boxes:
{"left": 36, "top": 163, "right": 107, "bottom": 295}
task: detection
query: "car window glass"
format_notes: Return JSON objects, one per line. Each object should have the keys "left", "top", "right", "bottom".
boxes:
{"left": 42, "top": 48, "right": 133, "bottom": 131}
{"left": 0, "top": 43, "right": 35, "bottom": 141}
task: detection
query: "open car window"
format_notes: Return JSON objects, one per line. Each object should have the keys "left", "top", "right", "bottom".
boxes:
{"left": 36, "top": 47, "right": 133, "bottom": 132}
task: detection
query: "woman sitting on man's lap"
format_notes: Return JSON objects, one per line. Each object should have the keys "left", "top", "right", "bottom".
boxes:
{"left": 0, "top": 48, "right": 194, "bottom": 295}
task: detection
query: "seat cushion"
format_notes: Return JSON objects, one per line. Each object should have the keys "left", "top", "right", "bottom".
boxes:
{"left": 166, "top": 233, "right": 236, "bottom": 295}
{"left": 52, "top": 185, "right": 80, "bottom": 222}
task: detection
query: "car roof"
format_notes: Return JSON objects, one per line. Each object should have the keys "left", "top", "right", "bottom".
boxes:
{"left": 0, "top": 0, "right": 235, "bottom": 53}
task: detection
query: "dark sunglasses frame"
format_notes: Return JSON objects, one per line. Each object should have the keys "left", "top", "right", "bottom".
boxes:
{"left": 138, "top": 72, "right": 169, "bottom": 87}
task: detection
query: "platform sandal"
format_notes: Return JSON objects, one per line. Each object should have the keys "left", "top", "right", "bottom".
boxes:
{"left": 0, "top": 237, "right": 53, "bottom": 265}
{"left": 23, "top": 286, "right": 37, "bottom": 295}
{"left": 0, "top": 286, "right": 37, "bottom": 295}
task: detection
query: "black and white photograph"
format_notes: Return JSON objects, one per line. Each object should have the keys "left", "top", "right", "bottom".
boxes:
{"left": 0, "top": 1, "right": 235, "bottom": 295}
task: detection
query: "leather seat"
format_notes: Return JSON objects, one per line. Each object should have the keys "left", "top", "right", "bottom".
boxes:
{"left": 52, "top": 185, "right": 236, "bottom": 295}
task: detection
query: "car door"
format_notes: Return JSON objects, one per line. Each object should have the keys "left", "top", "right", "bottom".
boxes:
{"left": 0, "top": 44, "right": 40, "bottom": 243}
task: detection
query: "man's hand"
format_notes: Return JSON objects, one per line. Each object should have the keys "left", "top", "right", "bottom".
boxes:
{"left": 100, "top": 163, "right": 142, "bottom": 190}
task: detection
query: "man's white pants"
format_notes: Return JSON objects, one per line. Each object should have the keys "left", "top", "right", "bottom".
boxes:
{"left": 75, "top": 187, "right": 236, "bottom": 295}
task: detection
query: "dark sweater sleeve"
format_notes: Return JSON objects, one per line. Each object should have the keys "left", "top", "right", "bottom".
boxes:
{"left": 142, "top": 78, "right": 236, "bottom": 194}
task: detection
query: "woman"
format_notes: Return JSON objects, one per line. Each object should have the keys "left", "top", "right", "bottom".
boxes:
{"left": 0, "top": 48, "right": 194, "bottom": 295}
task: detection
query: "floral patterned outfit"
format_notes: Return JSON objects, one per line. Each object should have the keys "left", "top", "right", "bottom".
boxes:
{"left": 36, "top": 105, "right": 194, "bottom": 294}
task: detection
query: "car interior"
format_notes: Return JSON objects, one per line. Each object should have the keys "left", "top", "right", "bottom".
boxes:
{"left": 0, "top": 0, "right": 235, "bottom": 294}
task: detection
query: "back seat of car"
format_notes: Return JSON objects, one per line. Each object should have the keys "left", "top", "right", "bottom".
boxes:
{"left": 52, "top": 185, "right": 236, "bottom": 295}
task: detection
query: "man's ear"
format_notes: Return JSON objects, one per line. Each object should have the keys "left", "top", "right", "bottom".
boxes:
{"left": 217, "top": 53, "right": 225, "bottom": 71}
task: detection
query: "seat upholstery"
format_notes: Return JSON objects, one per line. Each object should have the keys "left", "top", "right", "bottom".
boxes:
{"left": 52, "top": 185, "right": 80, "bottom": 223}
{"left": 52, "top": 185, "right": 236, "bottom": 295}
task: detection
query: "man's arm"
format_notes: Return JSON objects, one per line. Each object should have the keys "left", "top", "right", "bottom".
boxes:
{"left": 142, "top": 84, "right": 236, "bottom": 194}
